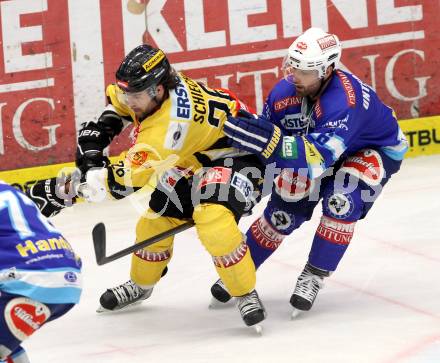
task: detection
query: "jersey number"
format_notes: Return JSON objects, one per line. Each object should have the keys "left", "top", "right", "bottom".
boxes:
{"left": 207, "top": 100, "right": 230, "bottom": 128}
{"left": 0, "top": 190, "right": 58, "bottom": 239}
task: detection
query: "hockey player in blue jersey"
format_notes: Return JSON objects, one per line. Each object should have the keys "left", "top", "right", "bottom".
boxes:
{"left": 212, "top": 27, "right": 408, "bottom": 316}
{"left": 0, "top": 182, "right": 82, "bottom": 363}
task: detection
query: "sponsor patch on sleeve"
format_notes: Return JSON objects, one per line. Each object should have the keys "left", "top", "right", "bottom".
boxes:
{"left": 336, "top": 70, "right": 356, "bottom": 107}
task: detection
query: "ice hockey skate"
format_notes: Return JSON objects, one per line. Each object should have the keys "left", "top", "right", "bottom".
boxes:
{"left": 290, "top": 264, "right": 327, "bottom": 319}
{"left": 237, "top": 289, "right": 266, "bottom": 334}
{"left": 209, "top": 279, "right": 233, "bottom": 308}
{"left": 97, "top": 280, "right": 153, "bottom": 313}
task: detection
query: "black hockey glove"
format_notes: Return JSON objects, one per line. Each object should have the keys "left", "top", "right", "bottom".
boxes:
{"left": 76, "top": 122, "right": 111, "bottom": 175}
{"left": 76, "top": 111, "right": 123, "bottom": 175}
{"left": 26, "top": 174, "right": 78, "bottom": 218}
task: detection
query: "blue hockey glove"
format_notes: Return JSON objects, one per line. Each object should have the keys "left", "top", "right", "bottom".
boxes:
{"left": 224, "top": 112, "right": 282, "bottom": 164}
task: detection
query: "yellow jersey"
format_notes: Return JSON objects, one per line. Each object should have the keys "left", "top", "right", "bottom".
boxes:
{"left": 106, "top": 73, "right": 250, "bottom": 194}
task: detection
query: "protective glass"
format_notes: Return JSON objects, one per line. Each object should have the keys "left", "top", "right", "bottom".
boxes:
{"left": 282, "top": 57, "right": 319, "bottom": 84}
{"left": 115, "top": 86, "right": 157, "bottom": 110}
{"left": 282, "top": 55, "right": 296, "bottom": 84}
{"left": 116, "top": 89, "right": 143, "bottom": 106}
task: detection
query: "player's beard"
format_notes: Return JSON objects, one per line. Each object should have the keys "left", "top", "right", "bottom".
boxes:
{"left": 295, "top": 84, "right": 307, "bottom": 97}
{"left": 128, "top": 107, "right": 144, "bottom": 121}
{"left": 295, "top": 79, "right": 321, "bottom": 97}
{"left": 133, "top": 98, "right": 161, "bottom": 121}
{"left": 133, "top": 108, "right": 147, "bottom": 119}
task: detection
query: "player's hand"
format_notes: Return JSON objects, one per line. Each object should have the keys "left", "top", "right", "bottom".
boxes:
{"left": 76, "top": 168, "right": 109, "bottom": 203}
{"left": 76, "top": 148, "right": 110, "bottom": 177}
{"left": 26, "top": 174, "right": 78, "bottom": 217}
{"left": 76, "top": 122, "right": 112, "bottom": 175}
{"left": 224, "top": 113, "right": 282, "bottom": 164}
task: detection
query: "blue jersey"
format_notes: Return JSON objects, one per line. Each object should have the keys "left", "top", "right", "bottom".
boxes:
{"left": 0, "top": 182, "right": 82, "bottom": 304}
{"left": 263, "top": 70, "right": 408, "bottom": 177}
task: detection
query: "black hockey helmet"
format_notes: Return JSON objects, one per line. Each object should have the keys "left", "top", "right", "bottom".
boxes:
{"left": 115, "top": 44, "right": 172, "bottom": 93}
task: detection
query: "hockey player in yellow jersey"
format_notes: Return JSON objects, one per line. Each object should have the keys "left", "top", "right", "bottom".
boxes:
{"left": 26, "top": 45, "right": 266, "bottom": 328}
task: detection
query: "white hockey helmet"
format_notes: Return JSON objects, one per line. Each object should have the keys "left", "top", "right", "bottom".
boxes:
{"left": 283, "top": 27, "right": 342, "bottom": 80}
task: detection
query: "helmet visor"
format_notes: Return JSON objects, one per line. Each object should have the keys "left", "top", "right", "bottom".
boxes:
{"left": 281, "top": 55, "right": 295, "bottom": 84}
{"left": 115, "top": 86, "right": 157, "bottom": 107}
{"left": 282, "top": 56, "right": 320, "bottom": 83}
{"left": 115, "top": 85, "right": 160, "bottom": 120}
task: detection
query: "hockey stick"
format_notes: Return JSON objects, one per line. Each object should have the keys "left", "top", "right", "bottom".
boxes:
{"left": 92, "top": 220, "right": 195, "bottom": 265}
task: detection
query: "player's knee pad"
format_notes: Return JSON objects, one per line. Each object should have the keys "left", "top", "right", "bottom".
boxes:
{"left": 322, "top": 183, "right": 365, "bottom": 222}
{"left": 334, "top": 148, "right": 394, "bottom": 219}
{"left": 268, "top": 169, "right": 316, "bottom": 234}
{"left": 192, "top": 203, "right": 242, "bottom": 256}
{"left": 317, "top": 169, "right": 372, "bottom": 257}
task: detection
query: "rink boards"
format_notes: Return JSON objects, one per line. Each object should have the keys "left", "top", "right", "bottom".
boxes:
{"left": 1, "top": 115, "right": 439, "bottom": 191}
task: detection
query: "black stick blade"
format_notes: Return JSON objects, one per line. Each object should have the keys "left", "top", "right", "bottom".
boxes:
{"left": 91, "top": 220, "right": 195, "bottom": 266}
{"left": 92, "top": 222, "right": 107, "bottom": 265}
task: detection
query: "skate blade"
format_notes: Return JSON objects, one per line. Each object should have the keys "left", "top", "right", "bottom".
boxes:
{"left": 96, "top": 300, "right": 143, "bottom": 313}
{"left": 252, "top": 324, "right": 263, "bottom": 335}
{"left": 96, "top": 305, "right": 111, "bottom": 313}
{"left": 208, "top": 297, "right": 234, "bottom": 309}
{"left": 290, "top": 308, "right": 302, "bottom": 319}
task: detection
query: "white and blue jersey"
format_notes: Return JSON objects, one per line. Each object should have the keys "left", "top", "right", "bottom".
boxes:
{"left": 0, "top": 182, "right": 82, "bottom": 304}
{"left": 264, "top": 70, "right": 408, "bottom": 178}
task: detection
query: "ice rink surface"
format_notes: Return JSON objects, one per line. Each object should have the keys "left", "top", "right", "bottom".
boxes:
{"left": 26, "top": 155, "right": 440, "bottom": 363}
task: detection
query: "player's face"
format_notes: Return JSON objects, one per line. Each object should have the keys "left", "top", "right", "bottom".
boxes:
{"left": 124, "top": 89, "right": 157, "bottom": 117}
{"left": 287, "top": 68, "right": 321, "bottom": 97}
{"left": 117, "top": 85, "right": 164, "bottom": 119}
